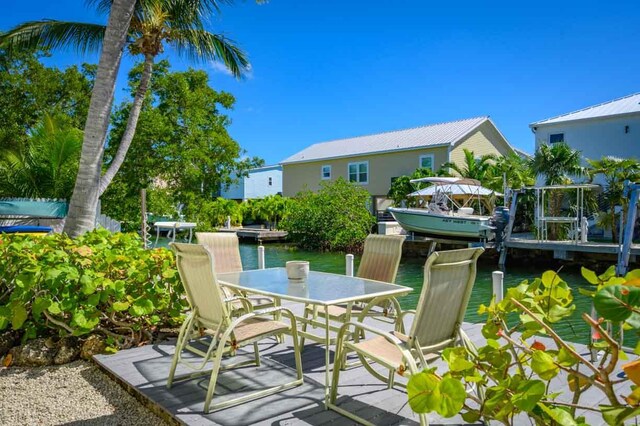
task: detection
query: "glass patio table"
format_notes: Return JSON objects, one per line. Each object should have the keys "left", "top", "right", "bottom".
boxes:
{"left": 216, "top": 267, "right": 412, "bottom": 406}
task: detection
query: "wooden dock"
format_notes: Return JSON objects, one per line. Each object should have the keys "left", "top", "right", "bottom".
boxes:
{"left": 218, "top": 228, "right": 288, "bottom": 242}
{"left": 92, "top": 302, "right": 625, "bottom": 426}
{"left": 506, "top": 237, "right": 640, "bottom": 254}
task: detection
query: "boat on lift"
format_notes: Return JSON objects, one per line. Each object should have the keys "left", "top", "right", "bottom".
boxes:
{"left": 388, "top": 177, "right": 500, "bottom": 240}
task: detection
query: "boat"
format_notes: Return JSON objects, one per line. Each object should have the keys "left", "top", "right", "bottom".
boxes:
{"left": 388, "top": 177, "right": 500, "bottom": 240}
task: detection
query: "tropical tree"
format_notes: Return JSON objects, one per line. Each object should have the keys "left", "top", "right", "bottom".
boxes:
{"left": 529, "top": 142, "right": 583, "bottom": 185}
{"left": 587, "top": 156, "right": 640, "bottom": 242}
{"left": 490, "top": 152, "right": 535, "bottom": 192}
{"left": 0, "top": 113, "right": 83, "bottom": 199}
{"left": 101, "top": 61, "right": 262, "bottom": 230}
{"left": 442, "top": 148, "right": 497, "bottom": 187}
{"left": 0, "top": 48, "right": 94, "bottom": 151}
{"left": 1, "top": 0, "right": 252, "bottom": 236}
{"left": 387, "top": 167, "right": 436, "bottom": 207}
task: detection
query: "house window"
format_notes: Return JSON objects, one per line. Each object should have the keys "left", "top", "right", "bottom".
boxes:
{"left": 348, "top": 161, "right": 369, "bottom": 184}
{"left": 321, "top": 165, "right": 331, "bottom": 180}
{"left": 549, "top": 133, "right": 564, "bottom": 144}
{"left": 419, "top": 154, "right": 435, "bottom": 171}
{"left": 268, "top": 177, "right": 273, "bottom": 186}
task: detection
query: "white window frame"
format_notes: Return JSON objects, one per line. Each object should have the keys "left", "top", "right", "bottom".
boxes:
{"left": 348, "top": 161, "right": 369, "bottom": 184}
{"left": 268, "top": 177, "right": 273, "bottom": 186}
{"left": 549, "top": 133, "right": 565, "bottom": 144}
{"left": 418, "top": 154, "right": 435, "bottom": 171}
{"left": 321, "top": 165, "right": 332, "bottom": 180}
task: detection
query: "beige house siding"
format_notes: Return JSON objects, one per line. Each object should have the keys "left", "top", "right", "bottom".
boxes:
{"left": 448, "top": 121, "right": 514, "bottom": 169}
{"left": 282, "top": 146, "right": 450, "bottom": 197}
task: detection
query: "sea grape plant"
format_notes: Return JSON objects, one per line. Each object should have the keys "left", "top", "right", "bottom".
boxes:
{"left": 0, "top": 229, "right": 186, "bottom": 350}
{"left": 407, "top": 268, "right": 640, "bottom": 425}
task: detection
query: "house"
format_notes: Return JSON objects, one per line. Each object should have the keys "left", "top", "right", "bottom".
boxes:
{"left": 280, "top": 116, "right": 515, "bottom": 213}
{"left": 530, "top": 92, "right": 640, "bottom": 163}
{"left": 220, "top": 165, "right": 282, "bottom": 201}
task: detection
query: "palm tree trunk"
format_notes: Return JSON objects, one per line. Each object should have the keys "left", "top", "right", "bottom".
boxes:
{"left": 63, "top": 0, "right": 136, "bottom": 237}
{"left": 99, "top": 53, "right": 154, "bottom": 196}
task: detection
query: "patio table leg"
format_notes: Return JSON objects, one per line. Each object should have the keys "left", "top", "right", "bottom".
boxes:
{"left": 324, "top": 304, "right": 330, "bottom": 409}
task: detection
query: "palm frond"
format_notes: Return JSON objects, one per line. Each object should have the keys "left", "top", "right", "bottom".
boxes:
{"left": 0, "top": 20, "right": 106, "bottom": 55}
{"left": 170, "top": 29, "right": 249, "bottom": 78}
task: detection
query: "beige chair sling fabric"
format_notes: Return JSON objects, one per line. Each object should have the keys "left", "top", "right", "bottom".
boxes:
{"left": 195, "top": 232, "right": 243, "bottom": 274}
{"left": 328, "top": 247, "right": 484, "bottom": 426}
{"left": 196, "top": 232, "right": 275, "bottom": 311}
{"left": 167, "top": 243, "right": 303, "bottom": 413}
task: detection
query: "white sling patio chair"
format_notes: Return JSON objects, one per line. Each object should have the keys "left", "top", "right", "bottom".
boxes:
{"left": 328, "top": 247, "right": 484, "bottom": 426}
{"left": 167, "top": 243, "right": 303, "bottom": 414}
{"left": 196, "top": 232, "right": 277, "bottom": 313}
{"left": 299, "top": 234, "right": 405, "bottom": 348}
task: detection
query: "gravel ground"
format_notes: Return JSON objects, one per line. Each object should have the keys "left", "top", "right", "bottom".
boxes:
{"left": 0, "top": 360, "right": 169, "bottom": 426}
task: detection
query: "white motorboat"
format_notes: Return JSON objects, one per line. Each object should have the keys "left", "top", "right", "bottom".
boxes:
{"left": 388, "top": 177, "right": 500, "bottom": 239}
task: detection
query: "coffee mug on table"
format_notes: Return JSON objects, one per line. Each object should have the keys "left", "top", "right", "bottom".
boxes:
{"left": 286, "top": 261, "right": 309, "bottom": 281}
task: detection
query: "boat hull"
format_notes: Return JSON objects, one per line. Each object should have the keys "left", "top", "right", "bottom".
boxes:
{"left": 388, "top": 207, "right": 494, "bottom": 239}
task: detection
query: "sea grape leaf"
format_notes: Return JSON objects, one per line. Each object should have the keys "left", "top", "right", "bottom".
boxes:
{"left": 512, "top": 379, "right": 545, "bottom": 412}
{"left": 537, "top": 403, "right": 577, "bottom": 426}
{"left": 594, "top": 285, "right": 640, "bottom": 322}
{"left": 407, "top": 370, "right": 441, "bottom": 413}
{"left": 581, "top": 267, "right": 599, "bottom": 285}
{"left": 530, "top": 350, "right": 559, "bottom": 380}
{"left": 436, "top": 378, "right": 466, "bottom": 417}
{"left": 11, "top": 305, "right": 28, "bottom": 330}
{"left": 112, "top": 301, "right": 130, "bottom": 312}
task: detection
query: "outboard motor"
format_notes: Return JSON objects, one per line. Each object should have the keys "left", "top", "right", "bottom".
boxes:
{"left": 492, "top": 206, "right": 510, "bottom": 247}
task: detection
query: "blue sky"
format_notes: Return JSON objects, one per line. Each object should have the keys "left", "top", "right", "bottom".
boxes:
{"left": 3, "top": 0, "right": 640, "bottom": 164}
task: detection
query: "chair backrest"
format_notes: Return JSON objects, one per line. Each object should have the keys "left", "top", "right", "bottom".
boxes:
{"left": 171, "top": 242, "right": 230, "bottom": 330}
{"left": 196, "top": 232, "right": 243, "bottom": 274}
{"left": 409, "top": 247, "right": 484, "bottom": 351}
{"left": 357, "top": 234, "right": 405, "bottom": 283}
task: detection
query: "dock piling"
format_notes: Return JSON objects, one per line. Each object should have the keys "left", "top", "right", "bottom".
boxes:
{"left": 492, "top": 271, "right": 504, "bottom": 302}
{"left": 258, "top": 245, "right": 265, "bottom": 270}
{"left": 346, "top": 254, "right": 354, "bottom": 277}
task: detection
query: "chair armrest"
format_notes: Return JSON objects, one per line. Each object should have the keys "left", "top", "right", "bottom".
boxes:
{"left": 227, "top": 306, "right": 298, "bottom": 333}
{"left": 224, "top": 295, "right": 253, "bottom": 313}
{"left": 339, "top": 320, "right": 405, "bottom": 346}
{"left": 396, "top": 309, "right": 416, "bottom": 332}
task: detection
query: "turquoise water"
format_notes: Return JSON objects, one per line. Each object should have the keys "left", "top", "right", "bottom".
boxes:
{"left": 238, "top": 243, "right": 600, "bottom": 345}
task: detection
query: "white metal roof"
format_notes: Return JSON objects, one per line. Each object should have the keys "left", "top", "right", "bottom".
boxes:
{"left": 280, "top": 116, "right": 490, "bottom": 164}
{"left": 531, "top": 93, "right": 640, "bottom": 126}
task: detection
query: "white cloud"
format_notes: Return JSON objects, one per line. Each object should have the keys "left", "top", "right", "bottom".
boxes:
{"left": 209, "top": 61, "right": 253, "bottom": 79}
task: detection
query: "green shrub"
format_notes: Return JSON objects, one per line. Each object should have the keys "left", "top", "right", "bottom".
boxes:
{"left": 247, "top": 195, "right": 292, "bottom": 229}
{"left": 407, "top": 266, "right": 640, "bottom": 425}
{"left": 0, "top": 229, "right": 185, "bottom": 350}
{"left": 281, "top": 178, "right": 375, "bottom": 252}
{"left": 186, "top": 197, "right": 243, "bottom": 231}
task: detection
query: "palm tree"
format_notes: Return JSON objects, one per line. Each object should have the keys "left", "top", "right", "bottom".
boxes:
{"left": 491, "top": 152, "right": 535, "bottom": 191}
{"left": 0, "top": 113, "right": 83, "bottom": 199}
{"left": 529, "top": 142, "right": 583, "bottom": 185}
{"left": 442, "top": 148, "right": 497, "bottom": 187}
{"left": 587, "top": 156, "right": 640, "bottom": 242}
{"left": 1, "top": 0, "right": 251, "bottom": 236}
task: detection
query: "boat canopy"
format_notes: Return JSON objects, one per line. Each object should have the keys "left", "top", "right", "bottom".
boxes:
{"left": 409, "top": 183, "right": 501, "bottom": 197}
{"left": 409, "top": 176, "right": 482, "bottom": 186}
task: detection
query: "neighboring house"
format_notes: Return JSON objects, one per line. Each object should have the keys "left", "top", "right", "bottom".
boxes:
{"left": 280, "top": 116, "right": 515, "bottom": 213}
{"left": 530, "top": 92, "right": 640, "bottom": 163}
{"left": 220, "top": 165, "right": 282, "bottom": 201}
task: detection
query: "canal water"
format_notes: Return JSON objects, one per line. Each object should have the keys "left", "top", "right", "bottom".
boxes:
{"left": 237, "top": 243, "right": 609, "bottom": 346}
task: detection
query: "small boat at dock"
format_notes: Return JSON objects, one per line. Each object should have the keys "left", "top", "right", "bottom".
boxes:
{"left": 388, "top": 177, "right": 500, "bottom": 240}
